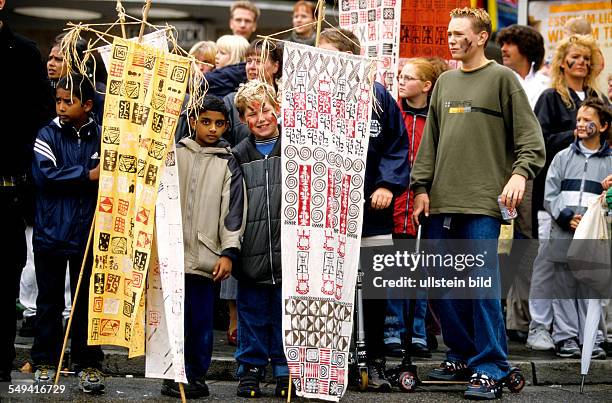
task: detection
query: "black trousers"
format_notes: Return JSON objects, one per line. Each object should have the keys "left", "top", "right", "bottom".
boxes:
{"left": 31, "top": 248, "right": 103, "bottom": 370}
{"left": 0, "top": 189, "right": 26, "bottom": 374}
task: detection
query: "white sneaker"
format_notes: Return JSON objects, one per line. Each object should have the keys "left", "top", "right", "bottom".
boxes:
{"left": 526, "top": 327, "right": 555, "bottom": 351}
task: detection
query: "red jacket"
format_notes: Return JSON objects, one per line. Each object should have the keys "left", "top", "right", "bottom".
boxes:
{"left": 393, "top": 100, "right": 428, "bottom": 236}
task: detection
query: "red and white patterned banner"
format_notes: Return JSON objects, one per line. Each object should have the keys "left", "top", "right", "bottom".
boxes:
{"left": 339, "top": 0, "right": 402, "bottom": 98}
{"left": 281, "top": 42, "right": 375, "bottom": 401}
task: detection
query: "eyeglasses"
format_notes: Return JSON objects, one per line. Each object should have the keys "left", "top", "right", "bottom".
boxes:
{"left": 397, "top": 74, "right": 421, "bottom": 82}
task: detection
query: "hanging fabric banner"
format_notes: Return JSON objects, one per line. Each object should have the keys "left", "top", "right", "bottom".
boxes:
{"left": 339, "top": 0, "right": 402, "bottom": 98}
{"left": 145, "top": 143, "right": 187, "bottom": 383}
{"left": 281, "top": 42, "right": 375, "bottom": 401}
{"left": 89, "top": 36, "right": 189, "bottom": 357}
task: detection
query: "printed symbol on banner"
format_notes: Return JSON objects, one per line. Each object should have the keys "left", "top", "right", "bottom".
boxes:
{"left": 151, "top": 112, "right": 164, "bottom": 133}
{"left": 112, "top": 44, "right": 128, "bottom": 61}
{"left": 123, "top": 300, "right": 133, "bottom": 317}
{"left": 145, "top": 165, "right": 158, "bottom": 185}
{"left": 118, "top": 199, "right": 129, "bottom": 216}
{"left": 165, "top": 96, "right": 182, "bottom": 116}
{"left": 148, "top": 140, "right": 166, "bottom": 160}
{"left": 111, "top": 237, "right": 128, "bottom": 254}
{"left": 117, "top": 176, "right": 128, "bottom": 193}
{"left": 105, "top": 99, "right": 118, "bottom": 119}
{"left": 131, "top": 103, "right": 150, "bottom": 125}
{"left": 98, "top": 233, "right": 110, "bottom": 251}
{"left": 136, "top": 207, "right": 150, "bottom": 225}
{"left": 124, "top": 322, "right": 132, "bottom": 342}
{"left": 149, "top": 311, "right": 160, "bottom": 326}
{"left": 142, "top": 188, "right": 155, "bottom": 205}
{"left": 144, "top": 54, "right": 156, "bottom": 70}
{"left": 93, "top": 297, "right": 103, "bottom": 312}
{"left": 118, "top": 155, "right": 137, "bottom": 173}
{"left": 103, "top": 126, "right": 120, "bottom": 145}
{"left": 109, "top": 255, "right": 120, "bottom": 271}
{"left": 98, "top": 196, "right": 113, "bottom": 213}
{"left": 94, "top": 273, "right": 105, "bottom": 294}
{"left": 114, "top": 217, "right": 125, "bottom": 233}
{"left": 140, "top": 137, "right": 151, "bottom": 151}
{"left": 136, "top": 231, "right": 151, "bottom": 248}
{"left": 123, "top": 278, "right": 132, "bottom": 297}
{"left": 133, "top": 251, "right": 148, "bottom": 272}
{"left": 118, "top": 100, "right": 130, "bottom": 119}
{"left": 158, "top": 60, "right": 168, "bottom": 77}
{"left": 132, "top": 50, "right": 145, "bottom": 67}
{"left": 94, "top": 255, "right": 107, "bottom": 271}
{"left": 131, "top": 271, "right": 143, "bottom": 288}
{"left": 306, "top": 110, "right": 318, "bottom": 129}
{"left": 105, "top": 273, "right": 121, "bottom": 294}
{"left": 103, "top": 298, "right": 120, "bottom": 315}
{"left": 100, "top": 319, "right": 120, "bottom": 336}
{"left": 124, "top": 81, "right": 140, "bottom": 99}
{"left": 109, "top": 80, "right": 122, "bottom": 96}
{"left": 128, "top": 218, "right": 135, "bottom": 237}
{"left": 91, "top": 318, "right": 99, "bottom": 340}
{"left": 97, "top": 214, "right": 112, "bottom": 231}
{"left": 103, "top": 150, "right": 117, "bottom": 172}
{"left": 136, "top": 159, "right": 146, "bottom": 177}
{"left": 109, "top": 61, "right": 124, "bottom": 77}
{"left": 162, "top": 116, "right": 177, "bottom": 140}
{"left": 165, "top": 150, "right": 176, "bottom": 166}
{"left": 151, "top": 92, "right": 166, "bottom": 111}
{"left": 167, "top": 184, "right": 179, "bottom": 200}
{"left": 99, "top": 174, "right": 113, "bottom": 192}
{"left": 170, "top": 66, "right": 188, "bottom": 83}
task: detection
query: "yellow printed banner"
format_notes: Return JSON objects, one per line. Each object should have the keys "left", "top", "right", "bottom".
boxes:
{"left": 89, "top": 37, "right": 189, "bottom": 356}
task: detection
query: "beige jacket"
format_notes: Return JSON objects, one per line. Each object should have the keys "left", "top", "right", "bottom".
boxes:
{"left": 177, "top": 138, "right": 246, "bottom": 278}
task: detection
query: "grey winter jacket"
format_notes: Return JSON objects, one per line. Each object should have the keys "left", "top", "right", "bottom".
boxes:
{"left": 231, "top": 134, "right": 282, "bottom": 284}
{"left": 544, "top": 139, "right": 611, "bottom": 260}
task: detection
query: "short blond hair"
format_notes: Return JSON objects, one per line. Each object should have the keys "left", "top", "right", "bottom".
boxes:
{"left": 189, "top": 41, "right": 217, "bottom": 65}
{"left": 216, "top": 35, "right": 250, "bottom": 66}
{"left": 564, "top": 17, "right": 592, "bottom": 35}
{"left": 230, "top": 1, "right": 260, "bottom": 21}
{"left": 234, "top": 80, "right": 278, "bottom": 117}
{"left": 450, "top": 7, "right": 492, "bottom": 46}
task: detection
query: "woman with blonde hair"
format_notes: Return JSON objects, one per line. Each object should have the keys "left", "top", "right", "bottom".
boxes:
{"left": 215, "top": 35, "right": 249, "bottom": 69}
{"left": 189, "top": 41, "right": 217, "bottom": 74}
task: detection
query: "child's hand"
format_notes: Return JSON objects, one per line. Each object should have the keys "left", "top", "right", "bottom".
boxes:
{"left": 89, "top": 164, "right": 100, "bottom": 181}
{"left": 213, "top": 256, "right": 232, "bottom": 282}
{"left": 570, "top": 214, "right": 582, "bottom": 231}
{"left": 602, "top": 174, "right": 612, "bottom": 190}
{"left": 370, "top": 187, "right": 393, "bottom": 210}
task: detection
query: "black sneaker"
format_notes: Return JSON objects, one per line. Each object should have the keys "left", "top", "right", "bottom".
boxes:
{"left": 34, "top": 365, "right": 56, "bottom": 384}
{"left": 464, "top": 373, "right": 502, "bottom": 400}
{"left": 411, "top": 342, "right": 432, "bottom": 358}
{"left": 428, "top": 360, "right": 471, "bottom": 381}
{"left": 19, "top": 316, "right": 35, "bottom": 337}
{"left": 78, "top": 367, "right": 105, "bottom": 394}
{"left": 237, "top": 367, "right": 261, "bottom": 398}
{"left": 385, "top": 342, "right": 404, "bottom": 358}
{"left": 592, "top": 343, "right": 607, "bottom": 360}
{"left": 556, "top": 337, "right": 581, "bottom": 358}
{"left": 161, "top": 378, "right": 210, "bottom": 399}
{"left": 367, "top": 358, "right": 391, "bottom": 392}
{"left": 275, "top": 376, "right": 296, "bottom": 398}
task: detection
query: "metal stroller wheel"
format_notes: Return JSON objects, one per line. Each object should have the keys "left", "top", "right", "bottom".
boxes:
{"left": 358, "top": 367, "right": 368, "bottom": 391}
{"left": 399, "top": 371, "right": 417, "bottom": 392}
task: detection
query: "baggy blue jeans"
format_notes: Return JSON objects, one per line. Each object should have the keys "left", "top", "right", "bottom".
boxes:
{"left": 427, "top": 214, "right": 510, "bottom": 380}
{"left": 385, "top": 299, "right": 427, "bottom": 346}
{"left": 235, "top": 282, "right": 288, "bottom": 378}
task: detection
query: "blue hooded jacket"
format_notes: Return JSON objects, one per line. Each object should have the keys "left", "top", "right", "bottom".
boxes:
{"left": 362, "top": 82, "right": 411, "bottom": 237}
{"left": 32, "top": 117, "right": 100, "bottom": 254}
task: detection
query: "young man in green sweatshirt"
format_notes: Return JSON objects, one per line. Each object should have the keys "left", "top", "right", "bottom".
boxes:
{"left": 411, "top": 7, "right": 545, "bottom": 400}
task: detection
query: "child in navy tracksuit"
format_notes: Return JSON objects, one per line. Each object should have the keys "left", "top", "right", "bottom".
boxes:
{"left": 31, "top": 73, "right": 104, "bottom": 393}
{"left": 544, "top": 97, "right": 612, "bottom": 360}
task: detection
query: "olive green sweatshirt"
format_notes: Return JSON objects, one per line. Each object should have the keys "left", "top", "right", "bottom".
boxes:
{"left": 411, "top": 61, "right": 545, "bottom": 219}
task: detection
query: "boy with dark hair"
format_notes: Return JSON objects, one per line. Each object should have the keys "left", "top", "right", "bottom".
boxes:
{"left": 318, "top": 27, "right": 411, "bottom": 392}
{"left": 162, "top": 95, "right": 246, "bottom": 398}
{"left": 231, "top": 80, "right": 290, "bottom": 398}
{"left": 31, "top": 73, "right": 105, "bottom": 393}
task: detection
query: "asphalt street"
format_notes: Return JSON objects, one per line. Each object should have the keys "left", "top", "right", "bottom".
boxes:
{"left": 2, "top": 372, "right": 612, "bottom": 402}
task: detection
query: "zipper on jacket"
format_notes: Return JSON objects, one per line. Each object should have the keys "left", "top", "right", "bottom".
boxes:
{"left": 185, "top": 156, "right": 199, "bottom": 249}
{"left": 403, "top": 114, "right": 417, "bottom": 233}
{"left": 264, "top": 155, "right": 276, "bottom": 284}
{"left": 578, "top": 157, "right": 589, "bottom": 208}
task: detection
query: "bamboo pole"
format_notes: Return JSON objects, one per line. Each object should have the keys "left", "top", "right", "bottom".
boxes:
{"left": 179, "top": 383, "right": 187, "bottom": 402}
{"left": 54, "top": 219, "right": 96, "bottom": 385}
{"left": 314, "top": 0, "right": 325, "bottom": 47}
{"left": 138, "top": 0, "right": 152, "bottom": 43}
{"left": 116, "top": 0, "right": 127, "bottom": 38}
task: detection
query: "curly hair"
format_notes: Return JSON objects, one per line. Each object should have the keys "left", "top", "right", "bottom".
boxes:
{"left": 551, "top": 34, "right": 603, "bottom": 109}
{"left": 496, "top": 24, "right": 545, "bottom": 71}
